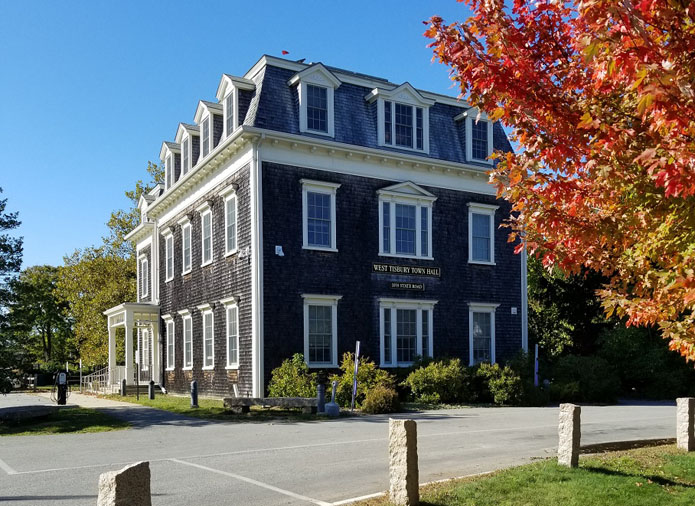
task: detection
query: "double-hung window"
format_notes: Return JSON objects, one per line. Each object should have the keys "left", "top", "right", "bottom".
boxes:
{"left": 197, "top": 202, "right": 213, "bottom": 266}
{"left": 468, "top": 303, "right": 499, "bottom": 365}
{"left": 198, "top": 304, "right": 214, "bottom": 369}
{"left": 181, "top": 136, "right": 190, "bottom": 176}
{"left": 306, "top": 85, "right": 328, "bottom": 133}
{"left": 139, "top": 256, "right": 148, "bottom": 299}
{"left": 301, "top": 179, "right": 340, "bottom": 252}
{"left": 165, "top": 154, "right": 173, "bottom": 190}
{"left": 164, "top": 316, "right": 175, "bottom": 370}
{"left": 225, "top": 92, "right": 234, "bottom": 137}
{"left": 464, "top": 113, "right": 493, "bottom": 164}
{"left": 201, "top": 117, "right": 210, "bottom": 158}
{"left": 220, "top": 186, "right": 237, "bottom": 256}
{"left": 378, "top": 182, "right": 435, "bottom": 259}
{"left": 179, "top": 310, "right": 192, "bottom": 369}
{"left": 221, "top": 297, "right": 239, "bottom": 368}
{"left": 178, "top": 216, "right": 192, "bottom": 274}
{"left": 383, "top": 101, "right": 425, "bottom": 151}
{"left": 380, "top": 298, "right": 436, "bottom": 367}
{"left": 302, "top": 294, "right": 341, "bottom": 367}
{"left": 164, "top": 230, "right": 174, "bottom": 281}
{"left": 467, "top": 203, "right": 498, "bottom": 265}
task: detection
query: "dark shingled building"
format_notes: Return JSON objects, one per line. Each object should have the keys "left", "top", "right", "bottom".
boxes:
{"left": 104, "top": 55, "right": 528, "bottom": 398}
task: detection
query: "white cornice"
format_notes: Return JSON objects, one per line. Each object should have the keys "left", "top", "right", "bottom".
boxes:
{"left": 125, "top": 221, "right": 154, "bottom": 243}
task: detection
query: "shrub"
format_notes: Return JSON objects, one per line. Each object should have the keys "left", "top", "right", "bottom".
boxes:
{"left": 330, "top": 352, "right": 394, "bottom": 408}
{"left": 476, "top": 363, "right": 523, "bottom": 406}
{"left": 362, "top": 385, "right": 400, "bottom": 414}
{"left": 550, "top": 355, "right": 620, "bottom": 403}
{"left": 268, "top": 354, "right": 317, "bottom": 398}
{"left": 402, "top": 358, "right": 466, "bottom": 404}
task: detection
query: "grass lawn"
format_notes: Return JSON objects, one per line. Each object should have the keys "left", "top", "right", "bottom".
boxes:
{"left": 358, "top": 445, "right": 695, "bottom": 506}
{"left": 103, "top": 394, "right": 338, "bottom": 422}
{"left": 0, "top": 407, "right": 129, "bottom": 437}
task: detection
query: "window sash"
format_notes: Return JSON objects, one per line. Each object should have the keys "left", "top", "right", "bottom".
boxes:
{"left": 166, "top": 321, "right": 174, "bottom": 369}
{"left": 380, "top": 200, "right": 432, "bottom": 258}
{"left": 140, "top": 259, "right": 148, "bottom": 298}
{"left": 306, "top": 85, "right": 328, "bottom": 133}
{"left": 395, "top": 204, "right": 416, "bottom": 255}
{"left": 472, "top": 311, "right": 492, "bottom": 364}
{"left": 307, "top": 304, "right": 333, "bottom": 364}
{"left": 183, "top": 317, "right": 192, "bottom": 368}
{"left": 165, "top": 236, "right": 174, "bottom": 280}
{"left": 382, "top": 202, "right": 390, "bottom": 253}
{"left": 182, "top": 138, "right": 189, "bottom": 175}
{"left": 203, "top": 312, "right": 214, "bottom": 368}
{"left": 225, "top": 93, "right": 234, "bottom": 136}
{"left": 381, "top": 306, "right": 433, "bottom": 366}
{"left": 141, "top": 330, "right": 149, "bottom": 371}
{"left": 471, "top": 213, "right": 491, "bottom": 262}
{"left": 165, "top": 155, "right": 172, "bottom": 190}
{"left": 225, "top": 196, "right": 237, "bottom": 253}
{"left": 182, "top": 224, "right": 191, "bottom": 273}
{"left": 226, "top": 306, "right": 239, "bottom": 367}
{"left": 306, "top": 191, "right": 331, "bottom": 247}
{"left": 471, "top": 121, "right": 489, "bottom": 160}
{"left": 202, "top": 118, "right": 210, "bottom": 157}
{"left": 202, "top": 212, "right": 212, "bottom": 264}
{"left": 395, "top": 103, "right": 413, "bottom": 148}
{"left": 384, "top": 101, "right": 392, "bottom": 144}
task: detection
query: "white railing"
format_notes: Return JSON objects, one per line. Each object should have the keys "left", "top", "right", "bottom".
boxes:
{"left": 80, "top": 365, "right": 115, "bottom": 394}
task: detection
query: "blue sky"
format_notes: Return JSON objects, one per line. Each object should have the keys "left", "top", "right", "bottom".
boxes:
{"left": 0, "top": 0, "right": 473, "bottom": 269}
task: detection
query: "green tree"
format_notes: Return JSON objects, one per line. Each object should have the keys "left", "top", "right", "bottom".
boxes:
{"left": 57, "top": 162, "right": 163, "bottom": 366}
{"left": 5, "top": 266, "right": 73, "bottom": 365}
{"left": 0, "top": 187, "right": 22, "bottom": 392}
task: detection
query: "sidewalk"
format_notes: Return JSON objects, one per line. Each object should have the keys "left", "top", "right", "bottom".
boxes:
{"left": 33, "top": 391, "right": 144, "bottom": 409}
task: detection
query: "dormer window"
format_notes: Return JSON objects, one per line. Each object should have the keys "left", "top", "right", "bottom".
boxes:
{"left": 175, "top": 123, "right": 199, "bottom": 175}
{"left": 216, "top": 74, "right": 255, "bottom": 139}
{"left": 160, "top": 142, "right": 180, "bottom": 191}
{"left": 165, "top": 154, "right": 173, "bottom": 190}
{"left": 288, "top": 64, "right": 341, "bottom": 138}
{"left": 225, "top": 93, "right": 234, "bottom": 137}
{"left": 458, "top": 109, "right": 494, "bottom": 164}
{"left": 182, "top": 136, "right": 189, "bottom": 176}
{"left": 201, "top": 117, "right": 210, "bottom": 158}
{"left": 367, "top": 83, "right": 433, "bottom": 154}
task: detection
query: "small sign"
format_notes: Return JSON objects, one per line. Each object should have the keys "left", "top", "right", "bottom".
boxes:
{"left": 373, "top": 263, "right": 441, "bottom": 277}
{"left": 390, "top": 281, "right": 425, "bottom": 292}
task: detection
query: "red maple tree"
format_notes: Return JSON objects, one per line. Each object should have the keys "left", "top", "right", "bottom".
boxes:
{"left": 426, "top": 0, "right": 695, "bottom": 359}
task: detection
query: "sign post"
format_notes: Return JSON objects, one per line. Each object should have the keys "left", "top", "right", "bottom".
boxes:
{"left": 350, "top": 341, "right": 361, "bottom": 412}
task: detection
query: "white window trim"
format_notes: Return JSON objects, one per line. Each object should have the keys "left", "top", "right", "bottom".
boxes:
{"left": 468, "top": 302, "right": 500, "bottom": 366}
{"left": 201, "top": 114, "right": 211, "bottom": 159}
{"left": 301, "top": 179, "right": 340, "bottom": 252}
{"left": 179, "top": 310, "right": 193, "bottom": 370}
{"left": 181, "top": 134, "right": 190, "bottom": 176}
{"left": 198, "top": 303, "right": 215, "bottom": 370}
{"left": 302, "top": 294, "right": 341, "bottom": 368}
{"left": 165, "top": 154, "right": 173, "bottom": 191}
{"left": 221, "top": 296, "right": 240, "bottom": 369}
{"left": 220, "top": 185, "right": 238, "bottom": 257}
{"left": 378, "top": 187, "right": 436, "bottom": 260}
{"left": 139, "top": 255, "right": 149, "bottom": 298}
{"left": 177, "top": 216, "right": 192, "bottom": 275}
{"left": 467, "top": 202, "right": 499, "bottom": 265}
{"left": 289, "top": 65, "right": 340, "bottom": 138}
{"left": 162, "top": 228, "right": 174, "bottom": 282}
{"left": 197, "top": 202, "right": 213, "bottom": 266}
{"left": 378, "top": 100, "right": 430, "bottom": 153}
{"left": 378, "top": 298, "right": 437, "bottom": 367}
{"left": 164, "top": 315, "right": 175, "bottom": 371}
{"left": 224, "top": 89, "right": 236, "bottom": 138}
{"left": 463, "top": 112, "right": 494, "bottom": 164}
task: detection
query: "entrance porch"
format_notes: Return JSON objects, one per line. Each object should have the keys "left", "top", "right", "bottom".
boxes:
{"left": 103, "top": 303, "right": 160, "bottom": 387}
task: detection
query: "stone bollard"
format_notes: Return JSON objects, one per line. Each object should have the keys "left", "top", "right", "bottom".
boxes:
{"left": 97, "top": 461, "right": 151, "bottom": 506}
{"left": 120, "top": 379, "right": 127, "bottom": 397}
{"left": 389, "top": 419, "right": 419, "bottom": 506}
{"left": 148, "top": 380, "right": 155, "bottom": 400}
{"left": 558, "top": 403, "right": 581, "bottom": 468}
{"left": 190, "top": 380, "right": 198, "bottom": 408}
{"left": 317, "top": 382, "right": 326, "bottom": 414}
{"left": 677, "top": 397, "right": 695, "bottom": 451}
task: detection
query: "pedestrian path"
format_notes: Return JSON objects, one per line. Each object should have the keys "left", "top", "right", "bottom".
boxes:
{"left": 34, "top": 391, "right": 142, "bottom": 409}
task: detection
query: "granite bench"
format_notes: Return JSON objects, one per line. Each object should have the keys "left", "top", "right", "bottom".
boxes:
{"left": 223, "top": 397, "right": 318, "bottom": 414}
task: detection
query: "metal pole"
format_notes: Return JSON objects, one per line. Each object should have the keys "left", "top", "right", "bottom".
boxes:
{"left": 350, "top": 341, "right": 361, "bottom": 412}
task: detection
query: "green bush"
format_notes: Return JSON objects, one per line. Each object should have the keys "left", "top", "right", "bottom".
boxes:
{"left": 476, "top": 363, "right": 523, "bottom": 406}
{"left": 330, "top": 352, "right": 394, "bottom": 408}
{"left": 362, "top": 385, "right": 400, "bottom": 414}
{"left": 268, "top": 354, "right": 317, "bottom": 398}
{"left": 550, "top": 355, "right": 620, "bottom": 403}
{"left": 402, "top": 358, "right": 466, "bottom": 404}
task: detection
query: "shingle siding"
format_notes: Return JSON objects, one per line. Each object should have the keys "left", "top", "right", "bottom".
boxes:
{"left": 159, "top": 164, "right": 253, "bottom": 397}
{"left": 238, "top": 90, "right": 254, "bottom": 125}
{"left": 262, "top": 161, "right": 523, "bottom": 389}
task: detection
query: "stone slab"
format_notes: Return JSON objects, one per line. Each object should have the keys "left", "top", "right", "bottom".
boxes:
{"left": 0, "top": 405, "right": 62, "bottom": 424}
{"left": 677, "top": 397, "right": 695, "bottom": 451}
{"left": 223, "top": 397, "right": 318, "bottom": 408}
{"left": 558, "top": 403, "right": 581, "bottom": 468}
{"left": 389, "top": 418, "right": 419, "bottom": 506}
{"left": 97, "top": 461, "right": 151, "bottom": 506}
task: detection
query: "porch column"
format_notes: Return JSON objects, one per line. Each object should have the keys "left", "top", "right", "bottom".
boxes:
{"left": 108, "top": 319, "right": 116, "bottom": 384}
{"left": 151, "top": 319, "right": 160, "bottom": 386}
{"left": 124, "top": 313, "right": 134, "bottom": 385}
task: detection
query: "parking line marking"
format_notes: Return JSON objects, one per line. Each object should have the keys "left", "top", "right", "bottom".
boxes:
{"left": 170, "top": 458, "right": 332, "bottom": 506}
{"left": 0, "top": 457, "right": 18, "bottom": 475}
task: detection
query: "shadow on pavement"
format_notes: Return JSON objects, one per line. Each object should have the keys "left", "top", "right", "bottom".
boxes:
{"left": 581, "top": 438, "right": 676, "bottom": 454}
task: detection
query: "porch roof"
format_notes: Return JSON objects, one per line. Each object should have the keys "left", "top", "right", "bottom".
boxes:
{"left": 104, "top": 302, "right": 160, "bottom": 328}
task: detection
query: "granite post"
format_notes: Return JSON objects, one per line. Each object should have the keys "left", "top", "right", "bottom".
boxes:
{"left": 558, "top": 403, "right": 581, "bottom": 468}
{"left": 97, "top": 461, "right": 151, "bottom": 506}
{"left": 389, "top": 419, "right": 419, "bottom": 506}
{"left": 677, "top": 397, "right": 695, "bottom": 451}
